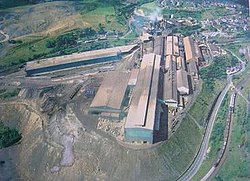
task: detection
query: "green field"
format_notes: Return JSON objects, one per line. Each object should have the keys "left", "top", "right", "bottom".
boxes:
{"left": 81, "top": 4, "right": 126, "bottom": 33}
{"left": 163, "top": 8, "right": 202, "bottom": 20}
{"left": 0, "top": 1, "right": 136, "bottom": 73}
{"left": 140, "top": 1, "right": 158, "bottom": 16}
{"left": 1, "top": 36, "right": 51, "bottom": 66}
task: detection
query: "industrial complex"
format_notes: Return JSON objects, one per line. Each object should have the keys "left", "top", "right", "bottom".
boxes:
{"left": 87, "top": 34, "right": 204, "bottom": 144}
{"left": 24, "top": 32, "right": 204, "bottom": 144}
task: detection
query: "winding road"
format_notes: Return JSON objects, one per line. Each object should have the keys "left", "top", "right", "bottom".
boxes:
{"left": 177, "top": 75, "right": 232, "bottom": 181}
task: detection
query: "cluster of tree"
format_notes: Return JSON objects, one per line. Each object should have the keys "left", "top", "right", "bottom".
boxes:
{"left": 46, "top": 33, "right": 77, "bottom": 49}
{"left": 172, "top": 25, "right": 202, "bottom": 36}
{"left": 200, "top": 55, "right": 235, "bottom": 91}
{"left": 0, "top": 88, "right": 21, "bottom": 99}
{"left": 0, "top": 122, "right": 22, "bottom": 149}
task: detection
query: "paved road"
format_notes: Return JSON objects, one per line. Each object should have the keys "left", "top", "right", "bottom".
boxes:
{"left": 201, "top": 70, "right": 250, "bottom": 180}
{"left": 177, "top": 75, "right": 232, "bottom": 181}
{"left": 0, "top": 30, "right": 9, "bottom": 43}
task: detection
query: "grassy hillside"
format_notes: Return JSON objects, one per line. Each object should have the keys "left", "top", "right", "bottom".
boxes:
{"left": 0, "top": 0, "right": 140, "bottom": 74}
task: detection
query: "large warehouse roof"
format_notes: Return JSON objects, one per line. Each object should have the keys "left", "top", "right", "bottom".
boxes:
{"left": 166, "top": 36, "right": 173, "bottom": 56}
{"left": 163, "top": 55, "right": 178, "bottom": 103}
{"left": 26, "top": 44, "right": 137, "bottom": 70}
{"left": 90, "top": 70, "right": 130, "bottom": 112}
{"left": 189, "top": 59, "right": 198, "bottom": 75}
{"left": 146, "top": 55, "right": 160, "bottom": 129}
{"left": 125, "top": 53, "right": 160, "bottom": 130}
{"left": 176, "top": 56, "right": 186, "bottom": 70}
{"left": 177, "top": 69, "right": 189, "bottom": 94}
{"left": 153, "top": 36, "right": 163, "bottom": 55}
{"left": 183, "top": 36, "right": 196, "bottom": 62}
{"left": 128, "top": 69, "right": 139, "bottom": 86}
{"left": 173, "top": 36, "right": 179, "bottom": 56}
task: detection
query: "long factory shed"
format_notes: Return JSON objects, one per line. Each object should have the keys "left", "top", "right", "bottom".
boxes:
{"left": 165, "top": 36, "right": 179, "bottom": 56}
{"left": 183, "top": 36, "right": 197, "bottom": 62}
{"left": 177, "top": 69, "right": 189, "bottom": 95}
{"left": 125, "top": 53, "right": 161, "bottom": 144}
{"left": 25, "top": 44, "right": 137, "bottom": 76}
{"left": 163, "top": 55, "right": 178, "bottom": 107}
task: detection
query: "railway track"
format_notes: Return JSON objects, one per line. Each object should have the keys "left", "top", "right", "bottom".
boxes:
{"left": 201, "top": 92, "right": 235, "bottom": 180}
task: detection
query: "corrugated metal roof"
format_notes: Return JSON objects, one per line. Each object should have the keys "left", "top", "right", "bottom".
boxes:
{"left": 128, "top": 69, "right": 139, "bottom": 86}
{"left": 189, "top": 59, "right": 198, "bottom": 74}
{"left": 166, "top": 36, "right": 173, "bottom": 56}
{"left": 134, "top": 55, "right": 154, "bottom": 126}
{"left": 26, "top": 44, "right": 136, "bottom": 70}
{"left": 183, "top": 36, "right": 196, "bottom": 62}
{"left": 125, "top": 53, "right": 160, "bottom": 130}
{"left": 90, "top": 70, "right": 130, "bottom": 111}
{"left": 153, "top": 36, "right": 163, "bottom": 55}
{"left": 146, "top": 55, "right": 161, "bottom": 129}
{"left": 173, "top": 36, "right": 179, "bottom": 56}
{"left": 176, "top": 56, "right": 186, "bottom": 70}
{"left": 163, "top": 55, "right": 178, "bottom": 102}
{"left": 165, "top": 55, "right": 172, "bottom": 71}
{"left": 177, "top": 69, "right": 189, "bottom": 94}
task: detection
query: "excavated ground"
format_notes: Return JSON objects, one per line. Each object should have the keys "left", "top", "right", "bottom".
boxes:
{"left": 0, "top": 82, "right": 202, "bottom": 181}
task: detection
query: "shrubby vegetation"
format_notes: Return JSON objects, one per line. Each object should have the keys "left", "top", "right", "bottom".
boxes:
{"left": 172, "top": 25, "right": 202, "bottom": 36}
{"left": 200, "top": 55, "right": 238, "bottom": 91}
{"left": 0, "top": 122, "right": 22, "bottom": 149}
{"left": 0, "top": 88, "right": 21, "bottom": 99}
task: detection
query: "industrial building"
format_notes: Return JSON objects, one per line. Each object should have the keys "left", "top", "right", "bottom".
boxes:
{"left": 176, "top": 56, "right": 186, "bottom": 70}
{"left": 183, "top": 36, "right": 197, "bottom": 62}
{"left": 124, "top": 53, "right": 161, "bottom": 144}
{"left": 163, "top": 55, "right": 178, "bottom": 107}
{"left": 188, "top": 59, "right": 199, "bottom": 79}
{"left": 25, "top": 45, "right": 137, "bottom": 76}
{"left": 153, "top": 36, "right": 164, "bottom": 56}
{"left": 177, "top": 69, "right": 189, "bottom": 95}
{"left": 173, "top": 36, "right": 179, "bottom": 56}
{"left": 165, "top": 36, "right": 173, "bottom": 56}
{"left": 165, "top": 36, "right": 179, "bottom": 56}
{"left": 128, "top": 69, "right": 140, "bottom": 86}
{"left": 89, "top": 70, "right": 130, "bottom": 119}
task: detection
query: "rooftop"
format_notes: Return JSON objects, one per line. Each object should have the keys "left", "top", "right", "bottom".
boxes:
{"left": 166, "top": 36, "right": 173, "bottom": 56}
{"left": 26, "top": 44, "right": 136, "bottom": 70}
{"left": 90, "top": 70, "right": 130, "bottom": 111}
{"left": 128, "top": 69, "right": 139, "bottom": 86}
{"left": 177, "top": 69, "right": 189, "bottom": 90}
{"left": 163, "top": 55, "right": 178, "bottom": 102}
{"left": 173, "top": 36, "right": 179, "bottom": 56}
{"left": 125, "top": 53, "right": 160, "bottom": 130}
{"left": 153, "top": 36, "right": 163, "bottom": 55}
{"left": 183, "top": 36, "right": 196, "bottom": 62}
{"left": 188, "top": 59, "right": 198, "bottom": 74}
